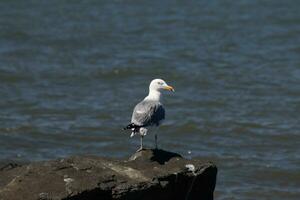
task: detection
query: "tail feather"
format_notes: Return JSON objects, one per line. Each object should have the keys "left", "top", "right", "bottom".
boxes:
{"left": 124, "top": 123, "right": 142, "bottom": 137}
{"left": 123, "top": 123, "right": 142, "bottom": 130}
{"left": 123, "top": 123, "right": 137, "bottom": 130}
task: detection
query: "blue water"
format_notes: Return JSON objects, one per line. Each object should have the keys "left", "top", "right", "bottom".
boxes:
{"left": 0, "top": 0, "right": 300, "bottom": 199}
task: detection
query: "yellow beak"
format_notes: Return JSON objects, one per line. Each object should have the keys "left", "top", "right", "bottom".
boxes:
{"left": 164, "top": 85, "right": 175, "bottom": 92}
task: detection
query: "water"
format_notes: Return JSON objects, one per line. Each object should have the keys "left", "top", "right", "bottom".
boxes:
{"left": 0, "top": 0, "right": 300, "bottom": 199}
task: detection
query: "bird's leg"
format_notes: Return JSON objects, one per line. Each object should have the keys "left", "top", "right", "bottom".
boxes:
{"left": 136, "top": 128, "right": 147, "bottom": 152}
{"left": 137, "top": 135, "right": 144, "bottom": 152}
{"left": 155, "top": 134, "right": 158, "bottom": 149}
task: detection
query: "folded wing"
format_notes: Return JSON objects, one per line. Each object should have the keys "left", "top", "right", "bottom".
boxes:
{"left": 131, "top": 100, "right": 165, "bottom": 127}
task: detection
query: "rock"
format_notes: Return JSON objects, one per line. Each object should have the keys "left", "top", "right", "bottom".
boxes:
{"left": 0, "top": 149, "right": 217, "bottom": 200}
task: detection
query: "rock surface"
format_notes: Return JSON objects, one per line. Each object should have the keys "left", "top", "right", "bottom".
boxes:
{"left": 0, "top": 149, "right": 217, "bottom": 200}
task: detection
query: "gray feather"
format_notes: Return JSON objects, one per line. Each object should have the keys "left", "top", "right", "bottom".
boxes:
{"left": 131, "top": 100, "right": 165, "bottom": 127}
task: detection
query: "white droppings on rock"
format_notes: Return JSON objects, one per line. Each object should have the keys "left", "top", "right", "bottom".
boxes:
{"left": 184, "top": 164, "right": 198, "bottom": 200}
{"left": 185, "top": 164, "right": 195, "bottom": 172}
{"left": 64, "top": 178, "right": 74, "bottom": 184}
{"left": 64, "top": 177, "right": 74, "bottom": 195}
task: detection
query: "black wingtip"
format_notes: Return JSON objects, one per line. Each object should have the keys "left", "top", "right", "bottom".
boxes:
{"left": 123, "top": 123, "right": 141, "bottom": 131}
{"left": 123, "top": 123, "right": 134, "bottom": 130}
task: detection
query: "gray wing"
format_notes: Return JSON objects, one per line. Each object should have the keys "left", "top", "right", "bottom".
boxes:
{"left": 131, "top": 100, "right": 165, "bottom": 127}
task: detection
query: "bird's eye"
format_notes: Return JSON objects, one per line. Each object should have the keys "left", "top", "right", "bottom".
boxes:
{"left": 158, "top": 82, "right": 163, "bottom": 85}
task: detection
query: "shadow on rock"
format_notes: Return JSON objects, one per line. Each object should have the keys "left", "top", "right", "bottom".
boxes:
{"left": 129, "top": 148, "right": 182, "bottom": 164}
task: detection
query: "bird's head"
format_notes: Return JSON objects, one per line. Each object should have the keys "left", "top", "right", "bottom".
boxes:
{"left": 149, "top": 79, "right": 175, "bottom": 92}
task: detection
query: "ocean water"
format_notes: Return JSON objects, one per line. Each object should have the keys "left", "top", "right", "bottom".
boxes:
{"left": 0, "top": 0, "right": 300, "bottom": 199}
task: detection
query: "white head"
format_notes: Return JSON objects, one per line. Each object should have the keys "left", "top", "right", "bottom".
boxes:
{"left": 149, "top": 79, "right": 174, "bottom": 92}
{"left": 145, "top": 79, "right": 174, "bottom": 101}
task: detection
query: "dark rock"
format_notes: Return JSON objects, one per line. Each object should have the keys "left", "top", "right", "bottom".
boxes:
{"left": 0, "top": 163, "right": 22, "bottom": 171}
{"left": 0, "top": 149, "right": 217, "bottom": 200}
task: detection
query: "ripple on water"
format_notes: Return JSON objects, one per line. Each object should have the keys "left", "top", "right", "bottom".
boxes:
{"left": 0, "top": 0, "right": 300, "bottom": 199}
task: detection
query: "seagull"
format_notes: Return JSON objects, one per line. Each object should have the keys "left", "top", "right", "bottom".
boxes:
{"left": 124, "top": 79, "right": 174, "bottom": 151}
